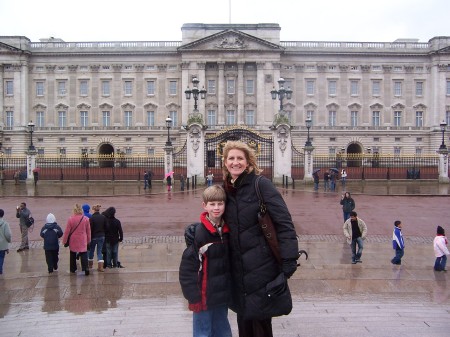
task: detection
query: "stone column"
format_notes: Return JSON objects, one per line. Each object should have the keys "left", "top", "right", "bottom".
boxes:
{"left": 272, "top": 124, "right": 291, "bottom": 184}
{"left": 237, "top": 62, "right": 244, "bottom": 124}
{"left": 217, "top": 62, "right": 225, "bottom": 125}
{"left": 438, "top": 149, "right": 449, "bottom": 183}
{"left": 26, "top": 150, "right": 37, "bottom": 182}
{"left": 303, "top": 146, "right": 315, "bottom": 182}
{"left": 186, "top": 123, "right": 206, "bottom": 184}
{"left": 164, "top": 145, "right": 173, "bottom": 188}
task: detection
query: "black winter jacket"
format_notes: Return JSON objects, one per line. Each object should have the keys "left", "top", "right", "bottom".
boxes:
{"left": 89, "top": 212, "right": 107, "bottom": 238}
{"left": 104, "top": 217, "right": 123, "bottom": 245}
{"left": 40, "top": 222, "right": 63, "bottom": 250}
{"left": 223, "top": 171, "right": 298, "bottom": 318}
{"left": 179, "top": 211, "right": 231, "bottom": 312}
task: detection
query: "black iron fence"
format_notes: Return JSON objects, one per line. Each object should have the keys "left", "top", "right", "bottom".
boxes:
{"left": 313, "top": 154, "right": 440, "bottom": 180}
{"left": 0, "top": 153, "right": 442, "bottom": 182}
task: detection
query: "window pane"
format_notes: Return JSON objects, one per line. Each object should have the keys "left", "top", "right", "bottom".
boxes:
{"left": 6, "top": 111, "right": 14, "bottom": 127}
{"left": 328, "top": 80, "right": 336, "bottom": 95}
{"left": 415, "top": 111, "right": 423, "bottom": 127}
{"left": 394, "top": 111, "right": 401, "bottom": 127}
{"left": 394, "top": 81, "right": 402, "bottom": 96}
{"left": 36, "top": 82, "right": 44, "bottom": 96}
{"left": 124, "top": 81, "right": 132, "bottom": 95}
{"left": 102, "top": 81, "right": 110, "bottom": 96}
{"left": 226, "top": 110, "right": 235, "bottom": 125}
{"left": 147, "top": 111, "right": 155, "bottom": 126}
{"left": 5, "top": 81, "right": 13, "bottom": 95}
{"left": 207, "top": 80, "right": 216, "bottom": 94}
{"left": 351, "top": 111, "right": 358, "bottom": 127}
{"left": 227, "top": 80, "right": 235, "bottom": 94}
{"left": 103, "top": 111, "right": 110, "bottom": 126}
{"left": 58, "top": 81, "right": 66, "bottom": 95}
{"left": 147, "top": 81, "right": 155, "bottom": 95}
{"left": 58, "top": 111, "right": 66, "bottom": 127}
{"left": 80, "top": 111, "right": 88, "bottom": 127}
{"left": 245, "top": 110, "right": 255, "bottom": 126}
{"left": 36, "top": 111, "right": 45, "bottom": 127}
{"left": 372, "top": 111, "right": 380, "bottom": 126}
{"left": 169, "top": 81, "right": 177, "bottom": 95}
{"left": 124, "top": 111, "right": 132, "bottom": 127}
{"left": 306, "top": 80, "right": 315, "bottom": 95}
{"left": 328, "top": 111, "right": 336, "bottom": 126}
{"left": 372, "top": 81, "right": 380, "bottom": 95}
{"left": 246, "top": 80, "right": 254, "bottom": 95}
{"left": 415, "top": 81, "right": 423, "bottom": 96}
{"left": 207, "top": 110, "right": 216, "bottom": 126}
{"left": 350, "top": 81, "right": 359, "bottom": 95}
{"left": 80, "top": 80, "right": 88, "bottom": 96}
{"left": 170, "top": 111, "right": 177, "bottom": 127}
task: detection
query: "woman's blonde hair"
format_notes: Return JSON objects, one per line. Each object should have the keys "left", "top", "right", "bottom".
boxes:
{"left": 73, "top": 203, "right": 83, "bottom": 215}
{"left": 222, "top": 140, "right": 262, "bottom": 180}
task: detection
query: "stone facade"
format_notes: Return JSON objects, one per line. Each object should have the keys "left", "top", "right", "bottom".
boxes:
{"left": 0, "top": 23, "right": 449, "bottom": 158}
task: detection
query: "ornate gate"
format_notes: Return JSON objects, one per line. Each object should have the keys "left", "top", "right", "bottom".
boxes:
{"left": 204, "top": 127, "right": 273, "bottom": 182}
{"left": 173, "top": 140, "right": 187, "bottom": 179}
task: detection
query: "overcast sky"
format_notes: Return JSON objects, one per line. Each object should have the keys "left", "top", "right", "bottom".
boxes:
{"left": 0, "top": 0, "right": 448, "bottom": 43}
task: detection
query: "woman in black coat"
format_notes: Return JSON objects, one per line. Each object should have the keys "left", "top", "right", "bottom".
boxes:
{"left": 222, "top": 140, "right": 299, "bottom": 337}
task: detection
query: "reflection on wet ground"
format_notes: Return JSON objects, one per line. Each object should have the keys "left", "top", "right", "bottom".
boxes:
{"left": 0, "top": 180, "right": 450, "bottom": 336}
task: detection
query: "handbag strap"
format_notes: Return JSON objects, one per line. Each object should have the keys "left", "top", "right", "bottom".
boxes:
{"left": 255, "top": 176, "right": 282, "bottom": 264}
{"left": 67, "top": 216, "right": 84, "bottom": 241}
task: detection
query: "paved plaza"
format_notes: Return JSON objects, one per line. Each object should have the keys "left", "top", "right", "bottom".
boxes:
{"left": 0, "top": 180, "right": 449, "bottom": 336}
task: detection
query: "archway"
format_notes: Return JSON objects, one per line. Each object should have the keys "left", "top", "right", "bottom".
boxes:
{"left": 346, "top": 143, "right": 363, "bottom": 167}
{"left": 98, "top": 143, "right": 115, "bottom": 168}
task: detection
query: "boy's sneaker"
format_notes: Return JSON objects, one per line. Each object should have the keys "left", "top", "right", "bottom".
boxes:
{"left": 351, "top": 259, "right": 357, "bottom": 264}
{"left": 356, "top": 259, "right": 362, "bottom": 263}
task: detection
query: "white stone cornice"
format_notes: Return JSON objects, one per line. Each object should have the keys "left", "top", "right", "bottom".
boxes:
{"left": 55, "top": 103, "right": 69, "bottom": 110}
{"left": 391, "top": 103, "right": 405, "bottom": 110}
{"left": 413, "top": 103, "right": 427, "bottom": 110}
{"left": 32, "top": 103, "right": 47, "bottom": 110}
{"left": 144, "top": 102, "right": 158, "bottom": 109}
{"left": 121, "top": 103, "right": 135, "bottom": 110}
{"left": 76, "top": 103, "right": 91, "bottom": 109}
{"left": 99, "top": 103, "right": 113, "bottom": 109}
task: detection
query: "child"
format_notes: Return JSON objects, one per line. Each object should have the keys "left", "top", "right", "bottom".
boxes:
{"left": 179, "top": 185, "right": 232, "bottom": 337}
{"left": 391, "top": 220, "right": 405, "bottom": 265}
{"left": 102, "top": 207, "right": 124, "bottom": 268}
{"left": 433, "top": 226, "right": 449, "bottom": 272}
{"left": 40, "top": 213, "right": 63, "bottom": 273}
{"left": 0, "top": 209, "right": 12, "bottom": 275}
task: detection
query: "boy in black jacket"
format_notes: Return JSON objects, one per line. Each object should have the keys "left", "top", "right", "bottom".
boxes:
{"left": 179, "top": 185, "right": 232, "bottom": 337}
{"left": 40, "top": 213, "right": 63, "bottom": 273}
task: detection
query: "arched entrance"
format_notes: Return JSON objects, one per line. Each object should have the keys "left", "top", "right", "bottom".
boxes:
{"left": 98, "top": 143, "right": 115, "bottom": 168}
{"left": 346, "top": 143, "right": 363, "bottom": 167}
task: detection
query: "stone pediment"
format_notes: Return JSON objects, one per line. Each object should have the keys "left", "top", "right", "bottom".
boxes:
{"left": 0, "top": 42, "right": 21, "bottom": 53}
{"left": 178, "top": 29, "right": 283, "bottom": 52}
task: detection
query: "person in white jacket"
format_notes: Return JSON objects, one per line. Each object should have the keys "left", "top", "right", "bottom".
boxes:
{"left": 433, "top": 226, "right": 449, "bottom": 272}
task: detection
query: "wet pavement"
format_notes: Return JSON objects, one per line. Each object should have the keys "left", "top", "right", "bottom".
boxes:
{"left": 0, "top": 180, "right": 450, "bottom": 336}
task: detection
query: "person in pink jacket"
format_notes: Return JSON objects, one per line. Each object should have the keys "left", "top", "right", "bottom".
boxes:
{"left": 62, "top": 204, "right": 91, "bottom": 275}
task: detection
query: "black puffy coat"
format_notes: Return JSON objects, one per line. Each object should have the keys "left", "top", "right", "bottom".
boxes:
{"left": 179, "top": 212, "right": 231, "bottom": 312}
{"left": 223, "top": 171, "right": 299, "bottom": 318}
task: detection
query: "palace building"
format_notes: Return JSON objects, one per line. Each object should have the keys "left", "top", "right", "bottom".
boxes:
{"left": 1, "top": 23, "right": 449, "bottom": 158}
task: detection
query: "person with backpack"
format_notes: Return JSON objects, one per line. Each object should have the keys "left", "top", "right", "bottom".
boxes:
{"left": 40, "top": 213, "right": 63, "bottom": 273}
{"left": 179, "top": 185, "right": 232, "bottom": 337}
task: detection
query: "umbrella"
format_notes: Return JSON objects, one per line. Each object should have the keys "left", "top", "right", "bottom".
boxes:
{"left": 164, "top": 171, "right": 174, "bottom": 179}
{"left": 313, "top": 168, "right": 321, "bottom": 174}
{"left": 330, "top": 168, "right": 339, "bottom": 173}
{"left": 33, "top": 167, "right": 40, "bottom": 173}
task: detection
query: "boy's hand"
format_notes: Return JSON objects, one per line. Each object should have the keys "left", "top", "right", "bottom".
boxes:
{"left": 282, "top": 259, "right": 297, "bottom": 278}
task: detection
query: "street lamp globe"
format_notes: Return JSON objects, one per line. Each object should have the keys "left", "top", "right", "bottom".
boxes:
{"left": 27, "top": 120, "right": 35, "bottom": 151}
{"left": 165, "top": 116, "right": 173, "bottom": 146}
{"left": 305, "top": 117, "right": 312, "bottom": 147}
{"left": 440, "top": 120, "right": 447, "bottom": 150}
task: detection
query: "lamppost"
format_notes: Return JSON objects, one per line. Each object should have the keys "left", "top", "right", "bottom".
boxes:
{"left": 305, "top": 117, "right": 312, "bottom": 147}
{"left": 185, "top": 77, "right": 207, "bottom": 112}
{"left": 27, "top": 121, "right": 35, "bottom": 151}
{"left": 165, "top": 116, "right": 173, "bottom": 146}
{"left": 270, "top": 77, "right": 292, "bottom": 113}
{"left": 439, "top": 120, "right": 447, "bottom": 150}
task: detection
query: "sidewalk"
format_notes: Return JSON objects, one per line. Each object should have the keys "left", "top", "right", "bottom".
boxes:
{"left": 0, "top": 181, "right": 449, "bottom": 336}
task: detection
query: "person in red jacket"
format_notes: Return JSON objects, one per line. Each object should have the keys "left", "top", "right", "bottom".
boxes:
{"left": 179, "top": 185, "right": 232, "bottom": 337}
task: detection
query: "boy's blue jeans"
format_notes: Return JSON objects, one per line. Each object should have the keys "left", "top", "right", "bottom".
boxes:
{"left": 193, "top": 305, "right": 232, "bottom": 337}
{"left": 434, "top": 255, "right": 447, "bottom": 271}
{"left": 89, "top": 236, "right": 105, "bottom": 261}
{"left": 392, "top": 248, "right": 404, "bottom": 264}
